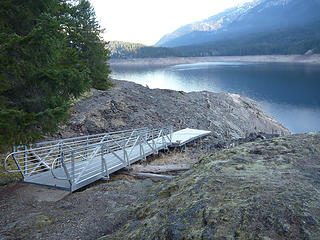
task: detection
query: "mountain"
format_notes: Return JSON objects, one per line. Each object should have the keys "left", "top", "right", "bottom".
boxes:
{"left": 109, "top": 0, "right": 320, "bottom": 59}
{"left": 155, "top": 0, "right": 320, "bottom": 48}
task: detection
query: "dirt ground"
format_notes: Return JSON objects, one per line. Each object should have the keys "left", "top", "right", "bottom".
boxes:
{"left": 0, "top": 148, "right": 200, "bottom": 240}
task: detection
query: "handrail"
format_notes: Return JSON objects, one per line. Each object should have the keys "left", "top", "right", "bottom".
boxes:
{"left": 60, "top": 127, "right": 168, "bottom": 155}
{"left": 51, "top": 157, "right": 68, "bottom": 180}
{"left": 4, "top": 153, "right": 21, "bottom": 173}
{"left": 18, "top": 127, "right": 148, "bottom": 148}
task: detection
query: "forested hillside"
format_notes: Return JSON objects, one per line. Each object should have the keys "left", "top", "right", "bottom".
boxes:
{"left": 175, "top": 22, "right": 320, "bottom": 57}
{"left": 108, "top": 41, "right": 179, "bottom": 59}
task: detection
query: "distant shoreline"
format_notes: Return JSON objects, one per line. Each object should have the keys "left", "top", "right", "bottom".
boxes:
{"left": 110, "top": 54, "right": 320, "bottom": 66}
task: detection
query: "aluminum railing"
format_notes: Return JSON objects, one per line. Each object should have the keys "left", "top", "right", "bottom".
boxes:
{"left": 4, "top": 126, "right": 173, "bottom": 190}
{"left": 54, "top": 126, "right": 173, "bottom": 188}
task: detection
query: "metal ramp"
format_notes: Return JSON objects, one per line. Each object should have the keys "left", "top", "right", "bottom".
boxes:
{"left": 4, "top": 126, "right": 210, "bottom": 192}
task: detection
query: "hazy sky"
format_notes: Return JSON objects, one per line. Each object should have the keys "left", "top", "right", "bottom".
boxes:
{"left": 89, "top": 0, "right": 253, "bottom": 45}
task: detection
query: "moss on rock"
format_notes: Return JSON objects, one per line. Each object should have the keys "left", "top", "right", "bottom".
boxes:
{"left": 102, "top": 133, "right": 320, "bottom": 239}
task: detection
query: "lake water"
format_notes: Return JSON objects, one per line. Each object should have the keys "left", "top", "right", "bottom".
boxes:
{"left": 111, "top": 62, "right": 320, "bottom": 133}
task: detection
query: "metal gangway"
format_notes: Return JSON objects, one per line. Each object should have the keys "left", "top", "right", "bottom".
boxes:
{"left": 4, "top": 126, "right": 210, "bottom": 192}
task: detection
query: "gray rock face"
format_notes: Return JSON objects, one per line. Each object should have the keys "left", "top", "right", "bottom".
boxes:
{"left": 56, "top": 80, "right": 289, "bottom": 140}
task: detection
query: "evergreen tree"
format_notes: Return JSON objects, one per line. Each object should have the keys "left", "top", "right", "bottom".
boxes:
{"left": 65, "top": 0, "right": 112, "bottom": 90}
{"left": 0, "top": 0, "right": 112, "bottom": 149}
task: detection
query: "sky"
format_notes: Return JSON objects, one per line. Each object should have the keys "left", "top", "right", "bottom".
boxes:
{"left": 89, "top": 0, "right": 254, "bottom": 46}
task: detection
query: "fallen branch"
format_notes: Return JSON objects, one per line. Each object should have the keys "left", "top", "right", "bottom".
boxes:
{"left": 131, "top": 164, "right": 191, "bottom": 173}
{"left": 124, "top": 172, "right": 175, "bottom": 180}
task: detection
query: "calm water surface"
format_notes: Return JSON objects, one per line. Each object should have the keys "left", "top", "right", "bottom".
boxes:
{"left": 111, "top": 62, "right": 320, "bottom": 133}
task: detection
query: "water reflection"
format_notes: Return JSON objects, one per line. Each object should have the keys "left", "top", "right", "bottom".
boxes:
{"left": 111, "top": 62, "right": 320, "bottom": 133}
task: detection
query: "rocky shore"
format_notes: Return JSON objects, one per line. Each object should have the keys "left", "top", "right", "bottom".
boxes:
{"left": 55, "top": 79, "right": 289, "bottom": 142}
